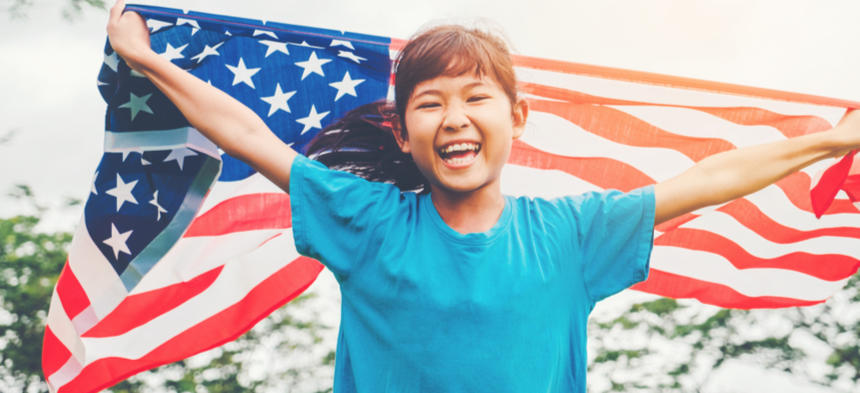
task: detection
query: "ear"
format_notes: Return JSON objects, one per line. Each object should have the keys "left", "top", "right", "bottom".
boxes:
{"left": 390, "top": 115, "right": 411, "bottom": 153}
{"left": 511, "top": 97, "right": 529, "bottom": 139}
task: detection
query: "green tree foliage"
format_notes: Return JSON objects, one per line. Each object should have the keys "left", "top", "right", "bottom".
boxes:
{"left": 5, "top": 0, "right": 106, "bottom": 20}
{"left": 0, "top": 186, "right": 71, "bottom": 393}
{"left": 587, "top": 275, "right": 860, "bottom": 392}
{"left": 0, "top": 187, "right": 335, "bottom": 392}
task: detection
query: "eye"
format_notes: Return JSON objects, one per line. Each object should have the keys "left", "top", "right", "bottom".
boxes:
{"left": 416, "top": 102, "right": 441, "bottom": 109}
{"left": 467, "top": 95, "right": 489, "bottom": 103}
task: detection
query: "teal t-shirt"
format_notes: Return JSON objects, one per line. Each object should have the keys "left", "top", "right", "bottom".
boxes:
{"left": 290, "top": 155, "right": 655, "bottom": 393}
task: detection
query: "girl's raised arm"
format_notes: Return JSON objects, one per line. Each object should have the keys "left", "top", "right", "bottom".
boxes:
{"left": 107, "top": 0, "right": 298, "bottom": 192}
{"left": 653, "top": 110, "right": 860, "bottom": 225}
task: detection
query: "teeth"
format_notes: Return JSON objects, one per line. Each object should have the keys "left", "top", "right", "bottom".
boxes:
{"left": 439, "top": 142, "right": 479, "bottom": 155}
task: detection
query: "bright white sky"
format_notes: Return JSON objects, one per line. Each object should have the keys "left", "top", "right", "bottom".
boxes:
{"left": 0, "top": 1, "right": 858, "bottom": 391}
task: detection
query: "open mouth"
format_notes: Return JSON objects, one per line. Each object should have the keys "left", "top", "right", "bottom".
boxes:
{"left": 437, "top": 142, "right": 481, "bottom": 166}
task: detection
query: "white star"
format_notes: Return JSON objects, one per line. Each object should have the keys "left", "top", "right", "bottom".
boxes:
{"left": 226, "top": 58, "right": 261, "bottom": 88}
{"left": 253, "top": 29, "right": 278, "bottom": 39}
{"left": 337, "top": 50, "right": 367, "bottom": 64}
{"left": 103, "top": 223, "right": 133, "bottom": 260}
{"left": 296, "top": 105, "right": 330, "bottom": 134}
{"left": 294, "top": 51, "right": 331, "bottom": 80}
{"left": 159, "top": 43, "right": 188, "bottom": 63}
{"left": 290, "top": 40, "right": 324, "bottom": 49}
{"left": 119, "top": 92, "right": 154, "bottom": 121}
{"left": 176, "top": 18, "right": 200, "bottom": 30}
{"left": 164, "top": 148, "right": 197, "bottom": 170}
{"left": 141, "top": 157, "right": 152, "bottom": 166}
{"left": 329, "top": 71, "right": 365, "bottom": 101}
{"left": 330, "top": 39, "right": 354, "bottom": 50}
{"left": 191, "top": 42, "right": 223, "bottom": 63}
{"left": 97, "top": 80, "right": 109, "bottom": 86}
{"left": 225, "top": 30, "right": 233, "bottom": 36}
{"left": 104, "top": 52, "right": 119, "bottom": 72}
{"left": 258, "top": 40, "right": 289, "bottom": 57}
{"left": 260, "top": 83, "right": 297, "bottom": 116}
{"left": 149, "top": 190, "right": 168, "bottom": 221}
{"left": 146, "top": 19, "right": 173, "bottom": 33}
{"left": 91, "top": 171, "right": 99, "bottom": 195}
{"left": 105, "top": 173, "right": 139, "bottom": 212}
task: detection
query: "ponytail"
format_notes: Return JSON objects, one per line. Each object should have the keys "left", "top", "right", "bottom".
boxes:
{"left": 304, "top": 101, "right": 429, "bottom": 193}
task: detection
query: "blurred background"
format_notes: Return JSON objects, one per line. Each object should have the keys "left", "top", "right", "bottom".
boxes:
{"left": 1, "top": 1, "right": 858, "bottom": 392}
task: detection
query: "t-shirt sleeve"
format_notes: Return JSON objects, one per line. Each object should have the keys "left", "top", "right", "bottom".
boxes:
{"left": 289, "top": 154, "right": 402, "bottom": 281}
{"left": 567, "top": 186, "right": 655, "bottom": 303}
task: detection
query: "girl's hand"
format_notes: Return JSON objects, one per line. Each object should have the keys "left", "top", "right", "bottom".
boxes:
{"left": 106, "top": 0, "right": 152, "bottom": 70}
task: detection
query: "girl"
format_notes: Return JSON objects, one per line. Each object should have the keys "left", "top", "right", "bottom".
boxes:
{"left": 106, "top": 1, "right": 860, "bottom": 391}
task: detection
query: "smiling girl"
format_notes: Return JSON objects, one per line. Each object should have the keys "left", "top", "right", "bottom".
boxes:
{"left": 106, "top": 0, "right": 860, "bottom": 391}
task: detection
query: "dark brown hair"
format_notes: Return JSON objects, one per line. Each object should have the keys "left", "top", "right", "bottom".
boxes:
{"left": 305, "top": 25, "right": 517, "bottom": 193}
{"left": 394, "top": 24, "right": 518, "bottom": 126}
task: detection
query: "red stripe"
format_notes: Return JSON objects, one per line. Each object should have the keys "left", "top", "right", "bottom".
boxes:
{"left": 631, "top": 269, "right": 825, "bottom": 309}
{"left": 655, "top": 212, "right": 699, "bottom": 232}
{"left": 810, "top": 151, "right": 858, "bottom": 217}
{"left": 655, "top": 228, "right": 860, "bottom": 281}
{"left": 56, "top": 260, "right": 91, "bottom": 321}
{"left": 82, "top": 266, "right": 223, "bottom": 338}
{"left": 718, "top": 198, "right": 860, "bottom": 241}
{"left": 521, "top": 82, "right": 834, "bottom": 139}
{"left": 54, "top": 257, "right": 323, "bottom": 393}
{"left": 42, "top": 325, "right": 72, "bottom": 378}
{"left": 185, "top": 193, "right": 292, "bottom": 237}
{"left": 530, "top": 99, "right": 735, "bottom": 162}
{"left": 777, "top": 172, "right": 859, "bottom": 215}
{"left": 509, "top": 139, "right": 654, "bottom": 191}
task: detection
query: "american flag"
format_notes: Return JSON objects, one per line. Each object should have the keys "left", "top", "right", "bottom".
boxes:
{"left": 43, "top": 4, "right": 860, "bottom": 392}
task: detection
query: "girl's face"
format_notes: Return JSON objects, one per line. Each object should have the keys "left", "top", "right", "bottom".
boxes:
{"left": 398, "top": 72, "right": 527, "bottom": 196}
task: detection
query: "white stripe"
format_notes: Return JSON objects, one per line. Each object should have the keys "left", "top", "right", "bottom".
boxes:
{"left": 517, "top": 66, "right": 847, "bottom": 121}
{"left": 79, "top": 230, "right": 300, "bottom": 362}
{"left": 524, "top": 111, "right": 694, "bottom": 181}
{"left": 650, "top": 246, "right": 848, "bottom": 301}
{"left": 198, "top": 173, "right": 282, "bottom": 214}
{"left": 67, "top": 217, "right": 128, "bottom": 318}
{"left": 45, "top": 292, "right": 85, "bottom": 363}
{"left": 501, "top": 163, "right": 601, "bottom": 198}
{"left": 610, "top": 105, "right": 788, "bottom": 147}
{"left": 744, "top": 185, "right": 860, "bottom": 230}
{"left": 46, "top": 355, "right": 82, "bottom": 393}
{"left": 682, "top": 211, "right": 860, "bottom": 259}
{"left": 132, "top": 228, "right": 286, "bottom": 294}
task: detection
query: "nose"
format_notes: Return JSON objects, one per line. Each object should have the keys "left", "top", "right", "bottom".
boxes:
{"left": 442, "top": 104, "right": 469, "bottom": 131}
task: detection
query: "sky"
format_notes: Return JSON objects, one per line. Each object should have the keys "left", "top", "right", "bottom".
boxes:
{"left": 1, "top": 1, "right": 859, "bottom": 391}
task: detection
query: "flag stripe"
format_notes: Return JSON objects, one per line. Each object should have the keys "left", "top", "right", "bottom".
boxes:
{"left": 529, "top": 99, "right": 736, "bottom": 161}
{"left": 655, "top": 228, "right": 859, "bottom": 281}
{"left": 185, "top": 193, "right": 292, "bottom": 237}
{"left": 631, "top": 269, "right": 825, "bottom": 309}
{"left": 56, "top": 261, "right": 91, "bottom": 321}
{"left": 648, "top": 246, "right": 849, "bottom": 300}
{"left": 42, "top": 326, "right": 72, "bottom": 378}
{"left": 83, "top": 266, "right": 223, "bottom": 338}
{"left": 718, "top": 198, "right": 860, "bottom": 242}
{"left": 520, "top": 81, "right": 837, "bottom": 139}
{"left": 56, "top": 256, "right": 322, "bottom": 393}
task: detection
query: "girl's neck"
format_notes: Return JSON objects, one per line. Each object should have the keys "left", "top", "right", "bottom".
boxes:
{"left": 429, "top": 184, "right": 506, "bottom": 235}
